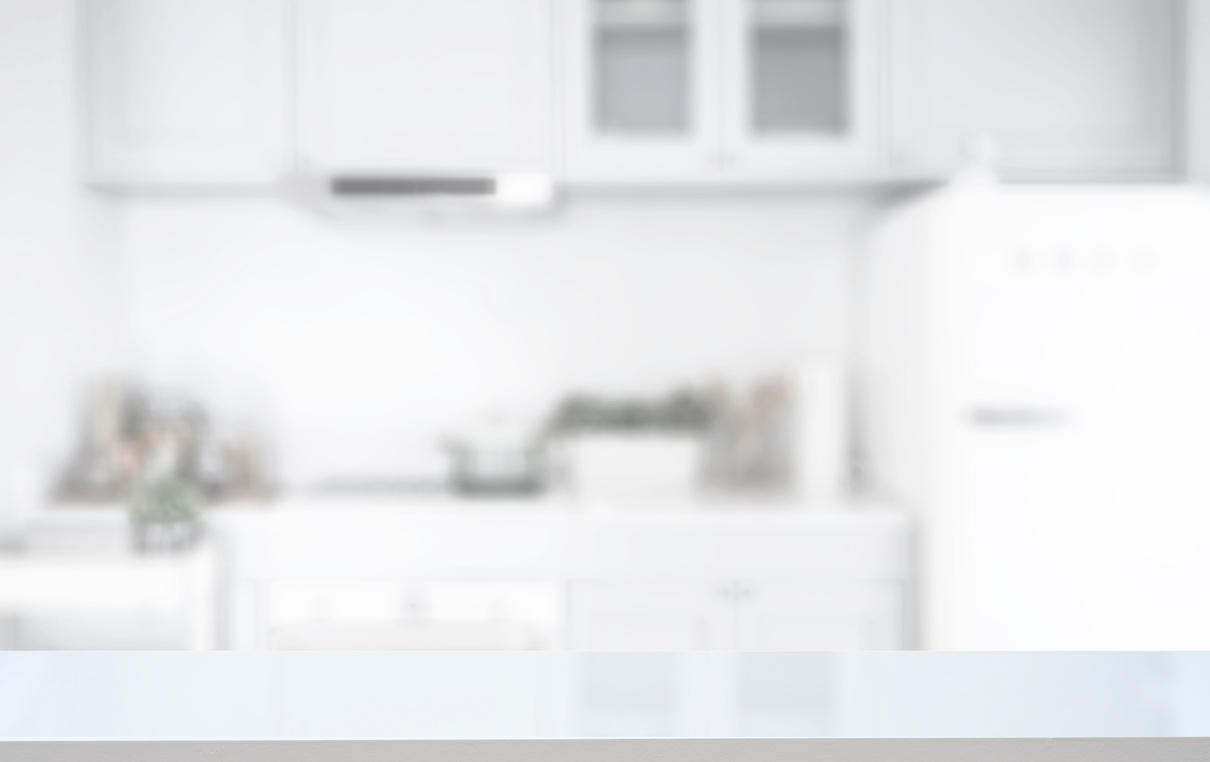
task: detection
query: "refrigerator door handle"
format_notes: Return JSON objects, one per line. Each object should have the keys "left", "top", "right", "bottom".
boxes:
{"left": 968, "top": 407, "right": 1068, "bottom": 428}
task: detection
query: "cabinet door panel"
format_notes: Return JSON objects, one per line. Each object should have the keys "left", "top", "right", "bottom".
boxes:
{"left": 563, "top": 0, "right": 722, "bottom": 181}
{"left": 296, "top": 0, "right": 553, "bottom": 173}
{"left": 569, "top": 581, "right": 734, "bottom": 649}
{"left": 889, "top": 0, "right": 1178, "bottom": 179}
{"left": 85, "top": 0, "right": 287, "bottom": 186}
{"left": 722, "top": 0, "right": 882, "bottom": 176}
{"left": 267, "top": 579, "right": 563, "bottom": 650}
{"left": 734, "top": 581, "right": 904, "bottom": 649}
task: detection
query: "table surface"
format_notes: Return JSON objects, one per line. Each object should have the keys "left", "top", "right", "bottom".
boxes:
{"left": 1, "top": 652, "right": 1207, "bottom": 740}
{"left": 2, "top": 739, "right": 1208, "bottom": 762}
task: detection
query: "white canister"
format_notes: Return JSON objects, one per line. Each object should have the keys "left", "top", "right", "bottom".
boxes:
{"left": 793, "top": 359, "right": 850, "bottom": 500}
{"left": 559, "top": 432, "right": 704, "bottom": 505}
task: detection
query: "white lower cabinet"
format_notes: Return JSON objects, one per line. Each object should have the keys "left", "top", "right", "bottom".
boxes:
{"left": 213, "top": 507, "right": 912, "bottom": 651}
{"left": 265, "top": 579, "right": 564, "bottom": 650}
{"left": 569, "top": 582, "right": 735, "bottom": 650}
{"left": 257, "top": 578, "right": 904, "bottom": 650}
{"left": 569, "top": 579, "right": 904, "bottom": 650}
{"left": 733, "top": 581, "right": 903, "bottom": 649}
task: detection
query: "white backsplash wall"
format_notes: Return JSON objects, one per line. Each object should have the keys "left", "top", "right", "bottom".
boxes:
{"left": 0, "top": 0, "right": 125, "bottom": 518}
{"left": 117, "top": 193, "right": 879, "bottom": 487}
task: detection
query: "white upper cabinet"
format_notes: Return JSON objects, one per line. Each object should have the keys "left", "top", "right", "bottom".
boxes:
{"left": 562, "top": 0, "right": 880, "bottom": 181}
{"left": 721, "top": 0, "right": 881, "bottom": 176}
{"left": 84, "top": 0, "right": 288, "bottom": 188}
{"left": 889, "top": 0, "right": 1180, "bottom": 180}
{"left": 294, "top": 0, "right": 555, "bottom": 174}
{"left": 83, "top": 0, "right": 1185, "bottom": 188}
{"left": 562, "top": 0, "right": 722, "bottom": 179}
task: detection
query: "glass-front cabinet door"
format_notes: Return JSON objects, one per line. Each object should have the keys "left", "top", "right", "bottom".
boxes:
{"left": 563, "top": 0, "right": 721, "bottom": 181}
{"left": 562, "top": 0, "right": 881, "bottom": 182}
{"left": 722, "top": 0, "right": 880, "bottom": 177}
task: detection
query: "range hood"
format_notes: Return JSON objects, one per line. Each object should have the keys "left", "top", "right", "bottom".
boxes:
{"left": 285, "top": 172, "right": 556, "bottom": 214}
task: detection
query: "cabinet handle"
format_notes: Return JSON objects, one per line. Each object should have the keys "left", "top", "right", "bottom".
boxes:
{"left": 719, "top": 584, "right": 754, "bottom": 603}
{"left": 969, "top": 407, "right": 1067, "bottom": 428}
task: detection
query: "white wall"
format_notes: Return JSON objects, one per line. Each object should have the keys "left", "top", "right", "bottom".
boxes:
{"left": 117, "top": 193, "right": 879, "bottom": 486}
{"left": 0, "top": 0, "right": 124, "bottom": 524}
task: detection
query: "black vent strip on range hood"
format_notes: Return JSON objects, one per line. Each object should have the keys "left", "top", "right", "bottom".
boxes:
{"left": 330, "top": 176, "right": 497, "bottom": 197}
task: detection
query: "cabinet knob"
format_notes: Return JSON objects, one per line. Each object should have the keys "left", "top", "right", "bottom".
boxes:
{"left": 402, "top": 596, "right": 425, "bottom": 618}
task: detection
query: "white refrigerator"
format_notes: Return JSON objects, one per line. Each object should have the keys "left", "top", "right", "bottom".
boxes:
{"left": 862, "top": 181, "right": 1210, "bottom": 649}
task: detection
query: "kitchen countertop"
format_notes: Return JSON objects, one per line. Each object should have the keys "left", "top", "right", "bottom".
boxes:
{"left": 45, "top": 491, "right": 907, "bottom": 518}
{"left": 35, "top": 495, "right": 911, "bottom": 581}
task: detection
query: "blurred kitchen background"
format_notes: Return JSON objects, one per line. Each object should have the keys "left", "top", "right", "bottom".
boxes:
{"left": 2, "top": 0, "right": 1210, "bottom": 650}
